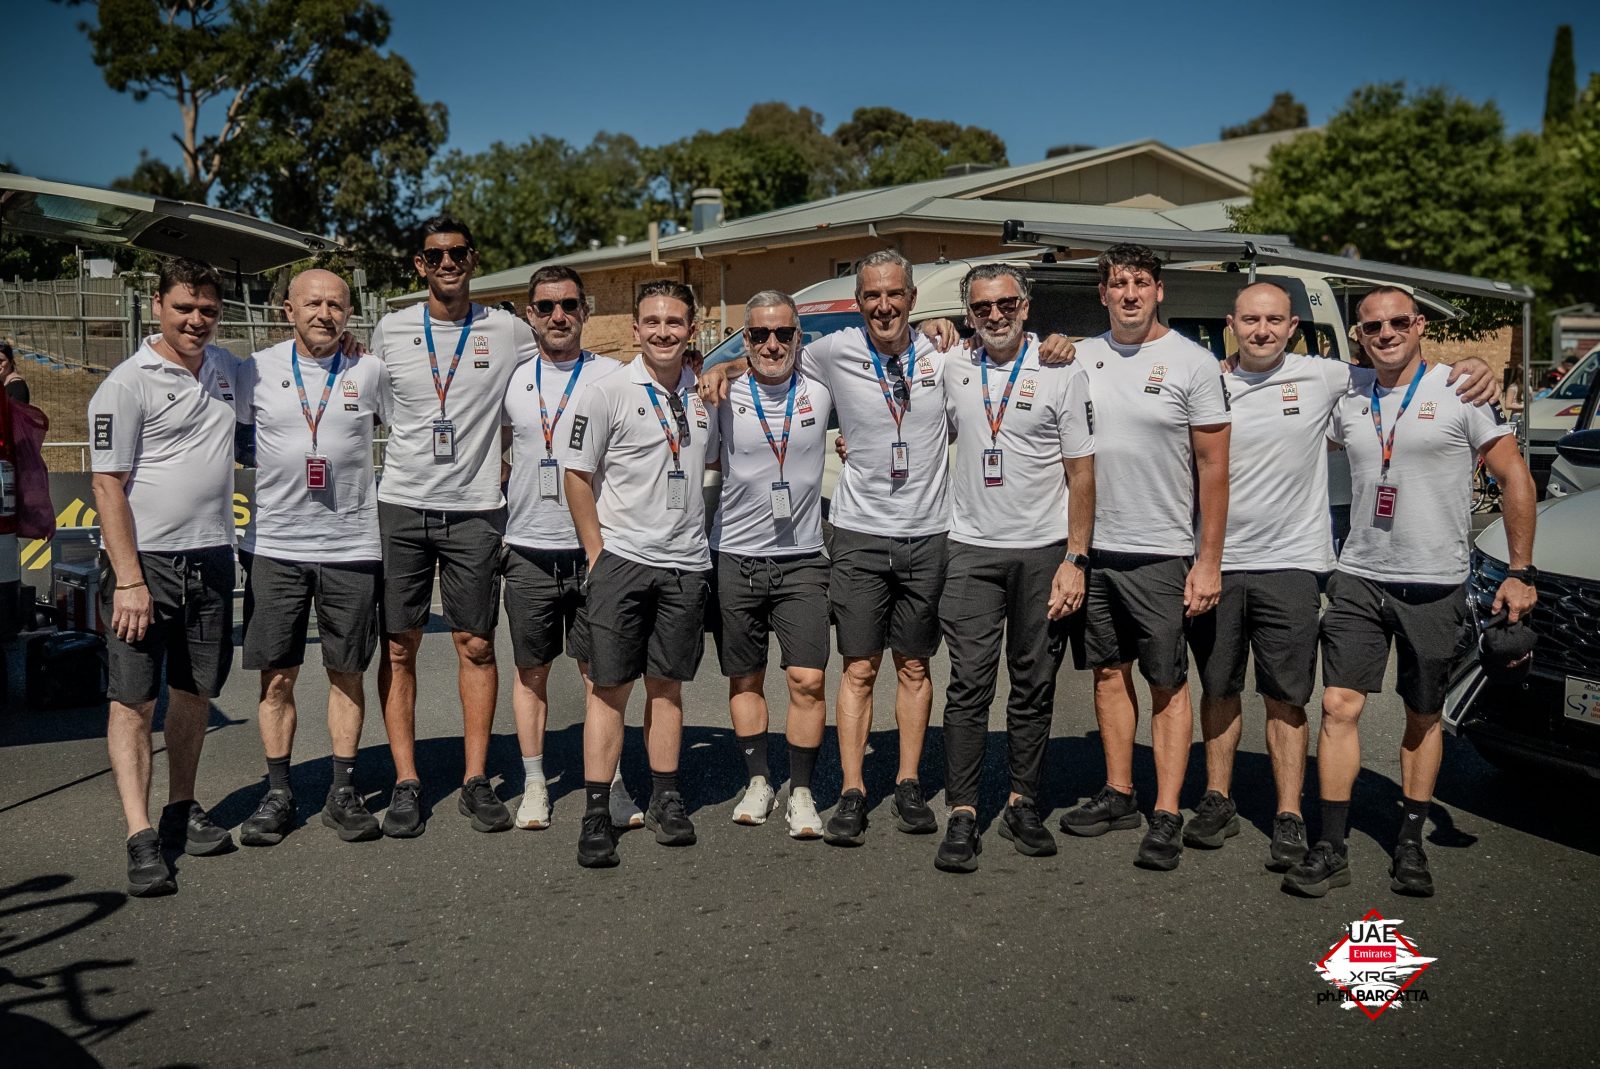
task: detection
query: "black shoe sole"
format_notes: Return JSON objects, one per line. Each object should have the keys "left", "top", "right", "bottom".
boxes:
{"left": 1281, "top": 867, "right": 1352, "bottom": 898}
{"left": 1134, "top": 850, "right": 1182, "bottom": 871}
{"left": 182, "top": 834, "right": 234, "bottom": 857}
{"left": 381, "top": 816, "right": 426, "bottom": 839}
{"left": 577, "top": 847, "right": 620, "bottom": 868}
{"left": 1183, "top": 814, "right": 1240, "bottom": 849}
{"left": 321, "top": 810, "right": 382, "bottom": 842}
{"left": 1265, "top": 846, "right": 1309, "bottom": 873}
{"left": 891, "top": 800, "right": 937, "bottom": 835}
{"left": 458, "top": 797, "right": 512, "bottom": 833}
{"left": 1390, "top": 874, "right": 1436, "bottom": 897}
{"left": 240, "top": 825, "right": 291, "bottom": 847}
{"left": 823, "top": 823, "right": 867, "bottom": 847}
{"left": 934, "top": 850, "right": 980, "bottom": 873}
{"left": 1061, "top": 811, "right": 1142, "bottom": 837}
{"left": 998, "top": 820, "right": 1058, "bottom": 857}
{"left": 644, "top": 815, "right": 697, "bottom": 846}
{"left": 127, "top": 872, "right": 177, "bottom": 897}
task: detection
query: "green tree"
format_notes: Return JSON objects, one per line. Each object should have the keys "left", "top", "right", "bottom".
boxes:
{"left": 112, "top": 151, "right": 197, "bottom": 199}
{"left": 1543, "top": 73, "right": 1600, "bottom": 304}
{"left": 1234, "top": 83, "right": 1544, "bottom": 338}
{"left": 1221, "top": 91, "right": 1309, "bottom": 140}
{"left": 740, "top": 102, "right": 852, "bottom": 199}
{"left": 1544, "top": 24, "right": 1577, "bottom": 130}
{"left": 646, "top": 128, "right": 812, "bottom": 222}
{"left": 832, "top": 107, "right": 1008, "bottom": 187}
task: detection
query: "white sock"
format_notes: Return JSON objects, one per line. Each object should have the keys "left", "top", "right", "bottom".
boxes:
{"left": 522, "top": 755, "right": 544, "bottom": 783}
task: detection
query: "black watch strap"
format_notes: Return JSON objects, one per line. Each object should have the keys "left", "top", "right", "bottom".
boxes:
{"left": 1509, "top": 565, "right": 1538, "bottom": 585}
{"left": 1063, "top": 551, "right": 1089, "bottom": 569}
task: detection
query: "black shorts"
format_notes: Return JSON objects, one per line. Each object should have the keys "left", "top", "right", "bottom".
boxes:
{"left": 101, "top": 546, "right": 234, "bottom": 704}
{"left": 827, "top": 527, "right": 946, "bottom": 660}
{"left": 1320, "top": 570, "right": 1472, "bottom": 715}
{"left": 1190, "top": 569, "right": 1321, "bottom": 706}
{"left": 241, "top": 553, "right": 381, "bottom": 674}
{"left": 1075, "top": 550, "right": 1190, "bottom": 689}
{"left": 379, "top": 501, "right": 505, "bottom": 637}
{"left": 583, "top": 551, "right": 710, "bottom": 687}
{"left": 503, "top": 545, "right": 589, "bottom": 669}
{"left": 711, "top": 551, "right": 830, "bottom": 678}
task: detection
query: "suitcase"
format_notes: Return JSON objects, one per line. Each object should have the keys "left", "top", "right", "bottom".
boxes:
{"left": 25, "top": 630, "right": 108, "bottom": 709}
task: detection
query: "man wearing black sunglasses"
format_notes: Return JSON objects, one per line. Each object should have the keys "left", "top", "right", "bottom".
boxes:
{"left": 368, "top": 215, "right": 541, "bottom": 838}
{"left": 564, "top": 280, "right": 721, "bottom": 867}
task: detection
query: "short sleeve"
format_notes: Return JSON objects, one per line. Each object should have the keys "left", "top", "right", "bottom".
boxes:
{"left": 88, "top": 379, "right": 143, "bottom": 473}
{"left": 234, "top": 356, "right": 258, "bottom": 425}
{"left": 367, "top": 320, "right": 387, "bottom": 361}
{"left": 371, "top": 360, "right": 392, "bottom": 425}
{"left": 567, "top": 384, "right": 608, "bottom": 475}
{"left": 512, "top": 316, "right": 541, "bottom": 365}
{"left": 1184, "top": 360, "right": 1233, "bottom": 426}
{"left": 1463, "top": 399, "right": 1513, "bottom": 453}
{"left": 1058, "top": 370, "right": 1096, "bottom": 459}
{"left": 796, "top": 331, "right": 841, "bottom": 388}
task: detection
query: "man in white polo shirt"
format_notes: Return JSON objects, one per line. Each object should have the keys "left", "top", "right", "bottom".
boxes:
{"left": 934, "top": 264, "right": 1096, "bottom": 873}
{"left": 565, "top": 280, "right": 720, "bottom": 868}
{"left": 499, "top": 265, "right": 639, "bottom": 831}
{"left": 233, "top": 268, "right": 390, "bottom": 847}
{"left": 1283, "top": 287, "right": 1536, "bottom": 899}
{"left": 1062, "top": 243, "right": 1231, "bottom": 873}
{"left": 709, "top": 290, "right": 833, "bottom": 838}
{"left": 370, "top": 216, "right": 539, "bottom": 838}
{"left": 89, "top": 257, "right": 242, "bottom": 897}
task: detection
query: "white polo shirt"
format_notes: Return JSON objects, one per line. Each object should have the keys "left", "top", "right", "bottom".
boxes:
{"left": 502, "top": 350, "right": 626, "bottom": 551}
{"left": 1074, "top": 329, "right": 1232, "bottom": 556}
{"left": 1221, "top": 353, "right": 1360, "bottom": 573}
{"left": 1330, "top": 361, "right": 1511, "bottom": 585}
{"left": 371, "top": 302, "right": 539, "bottom": 511}
{"left": 944, "top": 334, "right": 1095, "bottom": 549}
{"left": 797, "top": 327, "right": 949, "bottom": 538}
{"left": 235, "top": 339, "right": 389, "bottom": 563}
{"left": 711, "top": 369, "right": 832, "bottom": 558}
{"left": 568, "top": 357, "right": 719, "bottom": 572}
{"left": 88, "top": 336, "right": 242, "bottom": 552}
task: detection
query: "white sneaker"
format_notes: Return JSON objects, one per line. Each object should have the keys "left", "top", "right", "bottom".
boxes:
{"left": 610, "top": 778, "right": 644, "bottom": 829}
{"left": 786, "top": 787, "right": 823, "bottom": 839}
{"left": 732, "top": 776, "right": 777, "bottom": 825}
{"left": 515, "top": 779, "right": 550, "bottom": 830}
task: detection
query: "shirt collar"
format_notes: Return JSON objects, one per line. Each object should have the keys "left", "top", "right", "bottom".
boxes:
{"left": 628, "top": 354, "right": 693, "bottom": 394}
{"left": 136, "top": 335, "right": 209, "bottom": 374}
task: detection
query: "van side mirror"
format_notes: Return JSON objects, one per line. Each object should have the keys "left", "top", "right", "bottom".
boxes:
{"left": 1555, "top": 428, "right": 1600, "bottom": 468}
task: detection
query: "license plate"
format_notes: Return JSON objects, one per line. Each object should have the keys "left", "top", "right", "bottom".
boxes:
{"left": 1565, "top": 675, "right": 1600, "bottom": 725}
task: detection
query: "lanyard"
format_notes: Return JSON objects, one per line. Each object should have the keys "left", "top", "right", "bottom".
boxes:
{"left": 979, "top": 340, "right": 1029, "bottom": 446}
{"left": 290, "top": 342, "right": 344, "bottom": 453}
{"left": 865, "top": 332, "right": 915, "bottom": 435}
{"left": 535, "top": 352, "right": 586, "bottom": 457}
{"left": 747, "top": 371, "right": 798, "bottom": 480}
{"left": 1370, "top": 360, "right": 1426, "bottom": 477}
{"left": 643, "top": 382, "right": 684, "bottom": 471}
{"left": 422, "top": 305, "right": 475, "bottom": 418}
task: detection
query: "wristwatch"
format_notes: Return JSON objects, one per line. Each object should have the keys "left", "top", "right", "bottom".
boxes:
{"left": 1509, "top": 565, "right": 1538, "bottom": 585}
{"left": 1063, "top": 551, "right": 1089, "bottom": 570}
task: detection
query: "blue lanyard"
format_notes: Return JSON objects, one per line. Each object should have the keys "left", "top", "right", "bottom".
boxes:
{"left": 422, "top": 305, "right": 475, "bottom": 417}
{"left": 643, "top": 382, "right": 684, "bottom": 471}
{"left": 535, "top": 352, "right": 586, "bottom": 457}
{"left": 1370, "top": 361, "right": 1426, "bottom": 477}
{"left": 289, "top": 342, "right": 344, "bottom": 452}
{"left": 979, "top": 340, "right": 1029, "bottom": 446}
{"left": 865, "top": 332, "right": 914, "bottom": 433}
{"left": 747, "top": 371, "right": 798, "bottom": 479}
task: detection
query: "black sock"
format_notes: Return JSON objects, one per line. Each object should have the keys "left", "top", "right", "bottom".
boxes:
{"left": 266, "top": 755, "right": 291, "bottom": 793}
{"left": 331, "top": 754, "right": 357, "bottom": 791}
{"left": 788, "top": 744, "right": 820, "bottom": 792}
{"left": 1321, "top": 800, "right": 1351, "bottom": 855}
{"left": 651, "top": 769, "right": 679, "bottom": 800}
{"left": 736, "top": 732, "right": 770, "bottom": 781}
{"left": 584, "top": 781, "right": 611, "bottom": 816}
{"left": 1398, "top": 797, "right": 1429, "bottom": 846}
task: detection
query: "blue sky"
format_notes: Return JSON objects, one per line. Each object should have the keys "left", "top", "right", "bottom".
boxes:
{"left": 4, "top": 0, "right": 1597, "bottom": 190}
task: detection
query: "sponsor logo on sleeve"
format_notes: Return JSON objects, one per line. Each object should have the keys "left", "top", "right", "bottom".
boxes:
{"left": 1219, "top": 376, "right": 1231, "bottom": 411}
{"left": 569, "top": 414, "right": 589, "bottom": 450}
{"left": 93, "top": 414, "right": 113, "bottom": 450}
{"left": 1085, "top": 400, "right": 1095, "bottom": 434}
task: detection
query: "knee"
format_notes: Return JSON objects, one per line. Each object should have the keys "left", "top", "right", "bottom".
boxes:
{"left": 517, "top": 665, "right": 551, "bottom": 689}
{"left": 729, "top": 672, "right": 764, "bottom": 698}
{"left": 894, "top": 656, "right": 930, "bottom": 687}
{"left": 786, "top": 668, "right": 825, "bottom": 702}
{"left": 109, "top": 700, "right": 156, "bottom": 727}
{"left": 1402, "top": 709, "right": 1441, "bottom": 745}
{"left": 842, "top": 656, "right": 880, "bottom": 689}
{"left": 261, "top": 671, "right": 296, "bottom": 705}
{"left": 385, "top": 634, "right": 420, "bottom": 666}
{"left": 1321, "top": 689, "right": 1365, "bottom": 728}
{"left": 456, "top": 634, "right": 496, "bottom": 668}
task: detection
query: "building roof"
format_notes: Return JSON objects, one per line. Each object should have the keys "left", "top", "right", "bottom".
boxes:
{"left": 1177, "top": 127, "right": 1317, "bottom": 185}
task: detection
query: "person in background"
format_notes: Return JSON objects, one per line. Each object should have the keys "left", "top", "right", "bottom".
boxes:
{"left": 1, "top": 341, "right": 30, "bottom": 404}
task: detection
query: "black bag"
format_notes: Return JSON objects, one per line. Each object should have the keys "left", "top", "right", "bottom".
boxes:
{"left": 26, "top": 631, "right": 108, "bottom": 710}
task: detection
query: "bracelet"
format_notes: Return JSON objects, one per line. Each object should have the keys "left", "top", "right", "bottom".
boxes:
{"left": 115, "top": 580, "right": 147, "bottom": 590}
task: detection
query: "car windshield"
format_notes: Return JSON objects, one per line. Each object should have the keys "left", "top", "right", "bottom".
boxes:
{"left": 704, "top": 310, "right": 865, "bottom": 369}
{"left": 1552, "top": 348, "right": 1598, "bottom": 399}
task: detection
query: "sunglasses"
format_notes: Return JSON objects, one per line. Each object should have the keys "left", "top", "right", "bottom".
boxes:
{"left": 421, "top": 245, "right": 473, "bottom": 268}
{"left": 1357, "top": 313, "right": 1421, "bottom": 336}
{"left": 664, "top": 390, "right": 692, "bottom": 446}
{"left": 968, "top": 296, "right": 1023, "bottom": 318}
{"left": 531, "top": 297, "right": 582, "bottom": 316}
{"left": 885, "top": 354, "right": 910, "bottom": 407}
{"left": 745, "top": 326, "right": 798, "bottom": 345}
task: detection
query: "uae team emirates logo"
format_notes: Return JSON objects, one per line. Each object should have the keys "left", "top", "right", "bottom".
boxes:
{"left": 1313, "top": 910, "right": 1436, "bottom": 1019}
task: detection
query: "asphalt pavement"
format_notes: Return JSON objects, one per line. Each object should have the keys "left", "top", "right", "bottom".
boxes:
{"left": 2, "top": 609, "right": 1597, "bottom": 1068}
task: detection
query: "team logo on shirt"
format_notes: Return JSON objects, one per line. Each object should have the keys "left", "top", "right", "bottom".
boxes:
{"left": 1281, "top": 383, "right": 1300, "bottom": 402}
{"left": 916, "top": 354, "right": 934, "bottom": 377}
{"left": 166, "top": 392, "right": 176, "bottom": 401}
{"left": 473, "top": 335, "right": 489, "bottom": 356}
{"left": 281, "top": 379, "right": 292, "bottom": 389}
{"left": 1019, "top": 378, "right": 1037, "bottom": 398}
{"left": 1144, "top": 385, "right": 1162, "bottom": 395}
{"left": 217, "top": 376, "right": 231, "bottom": 390}
{"left": 1148, "top": 364, "right": 1168, "bottom": 383}
{"left": 343, "top": 379, "right": 359, "bottom": 398}
{"left": 94, "top": 414, "right": 112, "bottom": 450}
{"left": 1283, "top": 407, "right": 1300, "bottom": 416}
{"left": 1085, "top": 400, "right": 1095, "bottom": 433}
{"left": 796, "top": 392, "right": 813, "bottom": 414}
{"left": 474, "top": 360, "right": 490, "bottom": 369}
{"left": 1419, "top": 401, "right": 1438, "bottom": 420}
{"left": 801, "top": 417, "right": 816, "bottom": 427}
{"left": 344, "top": 403, "right": 359, "bottom": 411}
{"left": 569, "top": 414, "right": 589, "bottom": 450}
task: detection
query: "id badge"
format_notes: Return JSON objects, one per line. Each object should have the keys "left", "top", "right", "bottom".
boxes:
{"left": 667, "top": 469, "right": 688, "bottom": 510}
{"left": 432, "top": 418, "right": 456, "bottom": 459}
{"left": 983, "top": 448, "right": 1004, "bottom": 487}
{"left": 1374, "top": 482, "right": 1399, "bottom": 521}
{"left": 538, "top": 458, "right": 560, "bottom": 499}
{"left": 890, "top": 441, "right": 910, "bottom": 480}
{"left": 770, "top": 481, "right": 793, "bottom": 520}
{"left": 305, "top": 453, "right": 330, "bottom": 491}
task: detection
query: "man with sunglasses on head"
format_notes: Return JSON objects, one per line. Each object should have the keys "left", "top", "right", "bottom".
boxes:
{"left": 933, "top": 264, "right": 1096, "bottom": 872}
{"left": 709, "top": 291, "right": 834, "bottom": 838}
{"left": 499, "top": 265, "right": 641, "bottom": 832}
{"left": 565, "top": 280, "right": 720, "bottom": 868}
{"left": 368, "top": 215, "right": 540, "bottom": 838}
{"left": 1283, "top": 287, "right": 1535, "bottom": 899}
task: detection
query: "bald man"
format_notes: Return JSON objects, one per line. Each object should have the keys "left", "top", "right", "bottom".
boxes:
{"left": 235, "top": 268, "right": 394, "bottom": 846}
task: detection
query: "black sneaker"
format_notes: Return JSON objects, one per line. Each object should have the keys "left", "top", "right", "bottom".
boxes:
{"left": 381, "top": 779, "right": 426, "bottom": 838}
{"left": 1135, "top": 810, "right": 1184, "bottom": 871}
{"left": 644, "top": 791, "right": 697, "bottom": 846}
{"left": 934, "top": 811, "right": 982, "bottom": 873}
{"left": 824, "top": 788, "right": 869, "bottom": 847}
{"left": 1266, "top": 812, "right": 1309, "bottom": 873}
{"left": 458, "top": 776, "right": 512, "bottom": 833}
{"left": 1281, "top": 841, "right": 1352, "bottom": 897}
{"left": 158, "top": 800, "right": 234, "bottom": 857}
{"left": 1182, "top": 790, "right": 1239, "bottom": 848}
{"left": 998, "top": 798, "right": 1057, "bottom": 857}
{"left": 577, "top": 811, "right": 619, "bottom": 868}
{"left": 125, "top": 829, "right": 175, "bottom": 897}
{"left": 240, "top": 788, "right": 296, "bottom": 847}
{"left": 1390, "top": 841, "right": 1436, "bottom": 897}
{"left": 1060, "top": 785, "right": 1142, "bottom": 837}
{"left": 321, "top": 786, "right": 381, "bottom": 842}
{"left": 890, "top": 779, "right": 937, "bottom": 834}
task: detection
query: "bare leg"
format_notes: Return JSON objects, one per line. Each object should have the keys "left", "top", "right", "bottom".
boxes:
{"left": 379, "top": 629, "right": 422, "bottom": 783}
{"left": 1149, "top": 684, "right": 1194, "bottom": 815}
{"left": 1263, "top": 696, "right": 1308, "bottom": 816}
{"left": 785, "top": 667, "right": 827, "bottom": 749}
{"left": 836, "top": 655, "right": 881, "bottom": 793}
{"left": 1093, "top": 664, "right": 1138, "bottom": 790}
{"left": 258, "top": 667, "right": 300, "bottom": 760}
{"left": 728, "top": 670, "right": 768, "bottom": 738}
{"left": 455, "top": 631, "right": 498, "bottom": 782}
{"left": 162, "top": 689, "right": 212, "bottom": 804}
{"left": 513, "top": 664, "right": 552, "bottom": 759}
{"left": 326, "top": 669, "right": 365, "bottom": 758}
{"left": 1398, "top": 707, "right": 1443, "bottom": 803}
{"left": 643, "top": 677, "right": 684, "bottom": 775}
{"left": 892, "top": 653, "right": 931, "bottom": 783}
{"left": 1199, "top": 693, "right": 1242, "bottom": 795}
{"left": 1317, "top": 686, "right": 1367, "bottom": 802}
{"left": 108, "top": 699, "right": 157, "bottom": 835}
{"left": 584, "top": 681, "right": 633, "bottom": 784}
